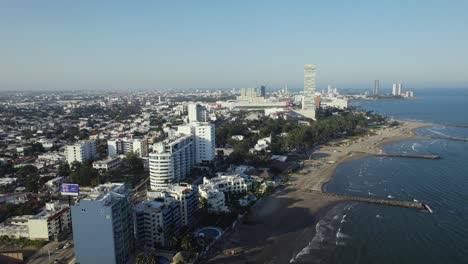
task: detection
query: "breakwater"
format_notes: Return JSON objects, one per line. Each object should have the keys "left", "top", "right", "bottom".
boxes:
{"left": 427, "top": 136, "right": 468, "bottom": 142}
{"left": 375, "top": 153, "right": 441, "bottom": 159}
{"left": 353, "top": 151, "right": 441, "bottom": 160}
{"left": 305, "top": 189, "right": 428, "bottom": 211}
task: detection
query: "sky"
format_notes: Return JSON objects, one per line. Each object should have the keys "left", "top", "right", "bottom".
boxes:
{"left": 1, "top": 0, "right": 468, "bottom": 91}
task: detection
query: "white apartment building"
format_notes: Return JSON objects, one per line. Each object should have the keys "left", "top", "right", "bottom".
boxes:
{"left": 92, "top": 156, "right": 122, "bottom": 170}
{"left": 107, "top": 138, "right": 148, "bottom": 157}
{"left": 198, "top": 184, "right": 228, "bottom": 213}
{"left": 188, "top": 103, "right": 209, "bottom": 123}
{"left": 28, "top": 201, "right": 71, "bottom": 240}
{"left": 135, "top": 196, "right": 181, "bottom": 249}
{"left": 200, "top": 174, "right": 251, "bottom": 194}
{"left": 149, "top": 135, "right": 194, "bottom": 190}
{"left": 177, "top": 122, "right": 216, "bottom": 164}
{"left": 66, "top": 140, "right": 97, "bottom": 164}
{"left": 0, "top": 201, "right": 71, "bottom": 241}
{"left": 166, "top": 183, "right": 198, "bottom": 226}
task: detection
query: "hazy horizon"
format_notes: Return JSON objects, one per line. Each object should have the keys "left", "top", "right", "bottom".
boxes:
{"left": 1, "top": 1, "right": 468, "bottom": 91}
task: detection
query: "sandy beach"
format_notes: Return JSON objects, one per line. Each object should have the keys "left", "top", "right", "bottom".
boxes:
{"left": 205, "top": 121, "right": 432, "bottom": 264}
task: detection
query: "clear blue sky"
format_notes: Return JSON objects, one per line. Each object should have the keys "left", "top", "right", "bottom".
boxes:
{"left": 1, "top": 0, "right": 467, "bottom": 91}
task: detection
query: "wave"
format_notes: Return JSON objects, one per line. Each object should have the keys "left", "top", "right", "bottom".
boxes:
{"left": 290, "top": 204, "right": 353, "bottom": 263}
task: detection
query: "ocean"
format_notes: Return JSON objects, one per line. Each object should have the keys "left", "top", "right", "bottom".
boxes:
{"left": 292, "top": 89, "right": 468, "bottom": 264}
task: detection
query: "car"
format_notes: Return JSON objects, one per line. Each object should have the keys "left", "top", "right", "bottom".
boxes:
{"left": 54, "top": 258, "right": 60, "bottom": 263}
{"left": 55, "top": 244, "right": 63, "bottom": 250}
{"left": 63, "top": 242, "right": 71, "bottom": 249}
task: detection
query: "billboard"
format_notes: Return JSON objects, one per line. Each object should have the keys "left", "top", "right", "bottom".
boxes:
{"left": 60, "top": 183, "right": 79, "bottom": 196}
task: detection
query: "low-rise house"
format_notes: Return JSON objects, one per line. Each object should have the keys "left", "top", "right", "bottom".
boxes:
{"left": 92, "top": 156, "right": 122, "bottom": 171}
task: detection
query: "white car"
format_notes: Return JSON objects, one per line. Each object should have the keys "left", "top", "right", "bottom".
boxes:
{"left": 63, "top": 242, "right": 71, "bottom": 249}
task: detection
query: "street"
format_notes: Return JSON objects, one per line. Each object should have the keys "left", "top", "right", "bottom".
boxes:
{"left": 27, "top": 240, "right": 75, "bottom": 264}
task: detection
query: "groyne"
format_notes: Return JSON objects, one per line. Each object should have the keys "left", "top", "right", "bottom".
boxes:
{"left": 427, "top": 136, "right": 468, "bottom": 142}
{"left": 305, "top": 190, "right": 428, "bottom": 211}
{"left": 352, "top": 151, "right": 441, "bottom": 159}
{"left": 375, "top": 153, "right": 441, "bottom": 159}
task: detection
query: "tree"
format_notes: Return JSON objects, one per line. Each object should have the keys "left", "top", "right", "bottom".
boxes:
{"left": 16, "top": 165, "right": 38, "bottom": 179}
{"left": 96, "top": 139, "right": 108, "bottom": 158}
{"left": 25, "top": 174, "right": 40, "bottom": 193}
{"left": 58, "top": 162, "right": 71, "bottom": 177}
{"left": 70, "top": 164, "right": 100, "bottom": 187}
{"left": 124, "top": 152, "right": 144, "bottom": 174}
{"left": 180, "top": 233, "right": 198, "bottom": 255}
{"left": 30, "top": 143, "right": 44, "bottom": 153}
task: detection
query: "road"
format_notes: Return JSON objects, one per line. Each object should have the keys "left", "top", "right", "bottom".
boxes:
{"left": 27, "top": 240, "right": 75, "bottom": 264}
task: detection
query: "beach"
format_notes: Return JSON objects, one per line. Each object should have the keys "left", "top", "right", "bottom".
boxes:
{"left": 205, "top": 121, "right": 431, "bottom": 264}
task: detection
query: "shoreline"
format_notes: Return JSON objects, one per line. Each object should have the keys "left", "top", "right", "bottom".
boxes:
{"left": 205, "top": 120, "right": 433, "bottom": 264}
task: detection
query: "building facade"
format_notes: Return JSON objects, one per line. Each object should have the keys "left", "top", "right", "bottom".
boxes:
{"left": 71, "top": 183, "right": 134, "bottom": 264}
{"left": 301, "top": 64, "right": 317, "bottom": 120}
{"left": 188, "top": 103, "right": 209, "bottom": 123}
{"left": 66, "top": 140, "right": 97, "bottom": 164}
{"left": 135, "top": 196, "right": 181, "bottom": 250}
{"left": 149, "top": 135, "right": 194, "bottom": 190}
{"left": 166, "top": 183, "right": 198, "bottom": 226}
{"left": 107, "top": 138, "right": 148, "bottom": 157}
{"left": 92, "top": 156, "right": 122, "bottom": 171}
{"left": 177, "top": 122, "right": 216, "bottom": 164}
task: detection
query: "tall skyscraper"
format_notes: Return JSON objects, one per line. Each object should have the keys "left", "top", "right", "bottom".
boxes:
{"left": 71, "top": 183, "right": 134, "bottom": 264}
{"left": 397, "top": 83, "right": 402, "bottom": 95}
{"left": 374, "top": 80, "right": 379, "bottom": 95}
{"left": 301, "top": 64, "right": 317, "bottom": 119}
{"left": 392, "top": 83, "right": 398, "bottom": 96}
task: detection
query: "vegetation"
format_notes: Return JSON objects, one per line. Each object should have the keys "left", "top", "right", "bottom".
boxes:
{"left": 15, "top": 165, "right": 40, "bottom": 193}
{"left": 0, "top": 200, "right": 44, "bottom": 223}
{"left": 0, "top": 236, "right": 46, "bottom": 249}
{"left": 215, "top": 107, "right": 387, "bottom": 164}
{"left": 69, "top": 162, "right": 101, "bottom": 187}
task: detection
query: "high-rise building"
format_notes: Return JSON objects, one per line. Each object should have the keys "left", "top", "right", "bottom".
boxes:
{"left": 236, "top": 87, "right": 267, "bottom": 103}
{"left": 301, "top": 64, "right": 317, "bottom": 119}
{"left": 165, "top": 183, "right": 198, "bottom": 226}
{"left": 392, "top": 83, "right": 398, "bottom": 96}
{"left": 259, "top": 85, "right": 266, "bottom": 97}
{"left": 177, "top": 122, "right": 216, "bottom": 164}
{"left": 66, "top": 140, "right": 97, "bottom": 164}
{"left": 135, "top": 196, "right": 181, "bottom": 249}
{"left": 107, "top": 138, "right": 148, "bottom": 157}
{"left": 397, "top": 83, "right": 402, "bottom": 95}
{"left": 149, "top": 135, "right": 194, "bottom": 190}
{"left": 374, "top": 80, "right": 379, "bottom": 95}
{"left": 71, "top": 183, "right": 134, "bottom": 264}
{"left": 188, "top": 103, "right": 209, "bottom": 123}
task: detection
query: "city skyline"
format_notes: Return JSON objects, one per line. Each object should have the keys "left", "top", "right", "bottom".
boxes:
{"left": 1, "top": 1, "right": 468, "bottom": 91}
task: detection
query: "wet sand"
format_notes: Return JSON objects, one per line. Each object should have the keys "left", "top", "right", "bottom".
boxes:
{"left": 205, "top": 121, "right": 432, "bottom": 264}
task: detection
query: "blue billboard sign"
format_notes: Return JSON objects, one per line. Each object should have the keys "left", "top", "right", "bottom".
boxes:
{"left": 61, "top": 183, "right": 79, "bottom": 196}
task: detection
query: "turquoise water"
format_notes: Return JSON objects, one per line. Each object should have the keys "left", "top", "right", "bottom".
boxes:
{"left": 292, "top": 89, "right": 468, "bottom": 263}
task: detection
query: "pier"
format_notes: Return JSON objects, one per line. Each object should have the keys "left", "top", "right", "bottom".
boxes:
{"left": 306, "top": 190, "right": 428, "bottom": 211}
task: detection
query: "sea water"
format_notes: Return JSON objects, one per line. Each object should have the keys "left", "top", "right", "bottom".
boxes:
{"left": 291, "top": 89, "right": 468, "bottom": 264}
